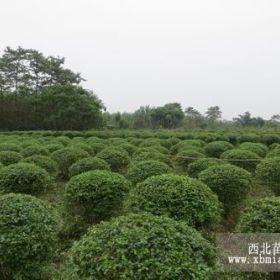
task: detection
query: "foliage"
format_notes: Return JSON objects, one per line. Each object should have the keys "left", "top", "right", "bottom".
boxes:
{"left": 96, "top": 147, "right": 130, "bottom": 172}
{"left": 255, "top": 157, "right": 280, "bottom": 195}
{"left": 0, "top": 151, "right": 23, "bottom": 165}
{"left": 64, "top": 213, "right": 216, "bottom": 280}
{"left": 21, "top": 155, "right": 58, "bottom": 176}
{"left": 127, "top": 174, "right": 221, "bottom": 228}
{"left": 237, "top": 197, "right": 280, "bottom": 233}
{"left": 21, "top": 144, "right": 50, "bottom": 157}
{"left": 69, "top": 157, "right": 110, "bottom": 177}
{"left": 187, "top": 158, "right": 225, "bottom": 178}
{"left": 204, "top": 141, "right": 233, "bottom": 158}
{"left": 220, "top": 149, "right": 261, "bottom": 172}
{"left": 64, "top": 170, "right": 130, "bottom": 223}
{"left": 199, "top": 164, "right": 251, "bottom": 213}
{"left": 238, "top": 142, "right": 268, "bottom": 158}
{"left": 126, "top": 160, "right": 171, "bottom": 184}
{"left": 174, "top": 150, "right": 205, "bottom": 171}
{"left": 0, "top": 162, "right": 52, "bottom": 195}
{"left": 0, "top": 193, "right": 59, "bottom": 279}
{"left": 51, "top": 147, "right": 90, "bottom": 178}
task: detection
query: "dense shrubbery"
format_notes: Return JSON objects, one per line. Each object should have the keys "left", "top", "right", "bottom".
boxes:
{"left": 0, "top": 143, "right": 21, "bottom": 152}
{"left": 0, "top": 151, "right": 23, "bottom": 165}
{"left": 21, "top": 155, "right": 59, "bottom": 176}
{"left": 238, "top": 142, "right": 268, "bottom": 157}
{"left": 96, "top": 147, "right": 130, "bottom": 172}
{"left": 262, "top": 134, "right": 280, "bottom": 146}
{"left": 126, "top": 160, "right": 171, "bottom": 184}
{"left": 0, "top": 162, "right": 52, "bottom": 195}
{"left": 204, "top": 141, "right": 233, "bottom": 158}
{"left": 21, "top": 145, "right": 50, "bottom": 157}
{"left": 0, "top": 193, "right": 59, "bottom": 279}
{"left": 64, "top": 170, "right": 130, "bottom": 223}
{"left": 238, "top": 197, "right": 280, "bottom": 232}
{"left": 221, "top": 149, "right": 261, "bottom": 172}
{"left": 174, "top": 150, "right": 205, "bottom": 171}
{"left": 69, "top": 157, "right": 110, "bottom": 177}
{"left": 199, "top": 164, "right": 251, "bottom": 213}
{"left": 44, "top": 143, "right": 65, "bottom": 153}
{"left": 128, "top": 174, "right": 221, "bottom": 228}
{"left": 132, "top": 150, "right": 173, "bottom": 167}
{"left": 256, "top": 157, "right": 280, "bottom": 195}
{"left": 51, "top": 147, "right": 90, "bottom": 178}
{"left": 187, "top": 158, "right": 225, "bottom": 178}
{"left": 65, "top": 213, "right": 216, "bottom": 280}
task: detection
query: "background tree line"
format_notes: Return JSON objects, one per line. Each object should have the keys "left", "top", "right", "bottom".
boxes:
{"left": 0, "top": 46, "right": 279, "bottom": 131}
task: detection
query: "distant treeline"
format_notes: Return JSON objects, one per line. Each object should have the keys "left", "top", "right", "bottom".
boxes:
{"left": 0, "top": 46, "right": 279, "bottom": 131}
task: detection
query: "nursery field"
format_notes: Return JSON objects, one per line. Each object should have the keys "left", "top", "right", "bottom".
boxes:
{"left": 1, "top": 129, "right": 280, "bottom": 279}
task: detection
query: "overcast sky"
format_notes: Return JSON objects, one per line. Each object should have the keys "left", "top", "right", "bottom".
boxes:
{"left": 1, "top": 0, "right": 279, "bottom": 119}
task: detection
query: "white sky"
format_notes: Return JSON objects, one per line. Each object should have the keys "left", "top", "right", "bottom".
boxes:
{"left": 1, "top": 0, "right": 279, "bottom": 119}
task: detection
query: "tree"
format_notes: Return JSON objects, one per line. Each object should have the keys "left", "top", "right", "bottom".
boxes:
{"left": 184, "top": 107, "right": 205, "bottom": 128}
{"left": 133, "top": 106, "right": 152, "bottom": 128}
{"left": 205, "top": 106, "right": 222, "bottom": 122}
{"left": 151, "top": 103, "right": 184, "bottom": 128}
{"left": 32, "top": 85, "right": 105, "bottom": 130}
{"left": 234, "top": 112, "right": 266, "bottom": 127}
{"left": 0, "top": 46, "right": 83, "bottom": 92}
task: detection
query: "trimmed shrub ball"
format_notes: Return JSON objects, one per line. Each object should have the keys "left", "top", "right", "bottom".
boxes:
{"left": 65, "top": 213, "right": 216, "bottom": 280}
{"left": 51, "top": 147, "right": 90, "bottom": 179}
{"left": 65, "top": 170, "right": 130, "bottom": 223}
{"left": 0, "top": 142, "right": 21, "bottom": 152}
{"left": 262, "top": 134, "right": 280, "bottom": 146}
{"left": 21, "top": 145, "right": 50, "bottom": 157}
{"left": 220, "top": 149, "right": 261, "bottom": 172}
{"left": 0, "top": 193, "right": 59, "bottom": 279}
{"left": 127, "top": 174, "right": 221, "bottom": 228}
{"left": 187, "top": 158, "right": 225, "bottom": 178}
{"left": 132, "top": 151, "right": 173, "bottom": 167}
{"left": 237, "top": 197, "right": 280, "bottom": 233}
{"left": 69, "top": 157, "right": 110, "bottom": 178}
{"left": 44, "top": 143, "right": 64, "bottom": 153}
{"left": 238, "top": 142, "right": 268, "bottom": 158}
{"left": 266, "top": 147, "right": 280, "bottom": 158}
{"left": 126, "top": 160, "right": 171, "bottom": 184}
{"left": 96, "top": 147, "right": 130, "bottom": 172}
{"left": 199, "top": 164, "right": 251, "bottom": 213}
{"left": 69, "top": 143, "right": 95, "bottom": 156}
{"left": 204, "top": 141, "right": 233, "bottom": 158}
{"left": 256, "top": 157, "right": 280, "bottom": 195}
{"left": 174, "top": 150, "right": 205, "bottom": 171}
{"left": 21, "top": 155, "right": 58, "bottom": 177}
{"left": 0, "top": 163, "right": 52, "bottom": 195}
{"left": 0, "top": 151, "right": 23, "bottom": 166}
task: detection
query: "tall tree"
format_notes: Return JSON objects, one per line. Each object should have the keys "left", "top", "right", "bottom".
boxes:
{"left": 205, "top": 106, "right": 222, "bottom": 122}
{"left": 0, "top": 46, "right": 83, "bottom": 92}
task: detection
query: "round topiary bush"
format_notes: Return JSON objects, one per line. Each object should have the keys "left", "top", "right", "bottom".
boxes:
{"left": 96, "top": 147, "right": 130, "bottom": 172}
{"left": 174, "top": 150, "right": 205, "bottom": 171}
{"left": 262, "top": 134, "right": 280, "bottom": 146}
{"left": 199, "top": 164, "right": 251, "bottom": 213}
{"left": 0, "top": 142, "right": 21, "bottom": 152}
{"left": 44, "top": 143, "right": 65, "bottom": 153}
{"left": 69, "top": 143, "right": 95, "bottom": 156}
{"left": 237, "top": 197, "right": 280, "bottom": 232}
{"left": 204, "top": 141, "right": 233, "bottom": 158}
{"left": 132, "top": 151, "right": 173, "bottom": 167}
{"left": 21, "top": 155, "right": 59, "bottom": 176}
{"left": 65, "top": 213, "right": 216, "bottom": 280}
{"left": 51, "top": 147, "right": 90, "bottom": 179}
{"left": 69, "top": 157, "right": 110, "bottom": 178}
{"left": 0, "top": 193, "right": 59, "bottom": 279}
{"left": 0, "top": 151, "right": 23, "bottom": 166}
{"left": 65, "top": 170, "right": 130, "bottom": 223}
{"left": 126, "top": 160, "right": 171, "bottom": 184}
{"left": 0, "top": 162, "right": 52, "bottom": 195}
{"left": 255, "top": 157, "right": 280, "bottom": 195}
{"left": 220, "top": 149, "right": 261, "bottom": 172}
{"left": 266, "top": 147, "right": 280, "bottom": 158}
{"left": 21, "top": 145, "right": 50, "bottom": 157}
{"left": 127, "top": 174, "right": 221, "bottom": 228}
{"left": 187, "top": 158, "right": 225, "bottom": 178}
{"left": 238, "top": 142, "right": 268, "bottom": 158}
